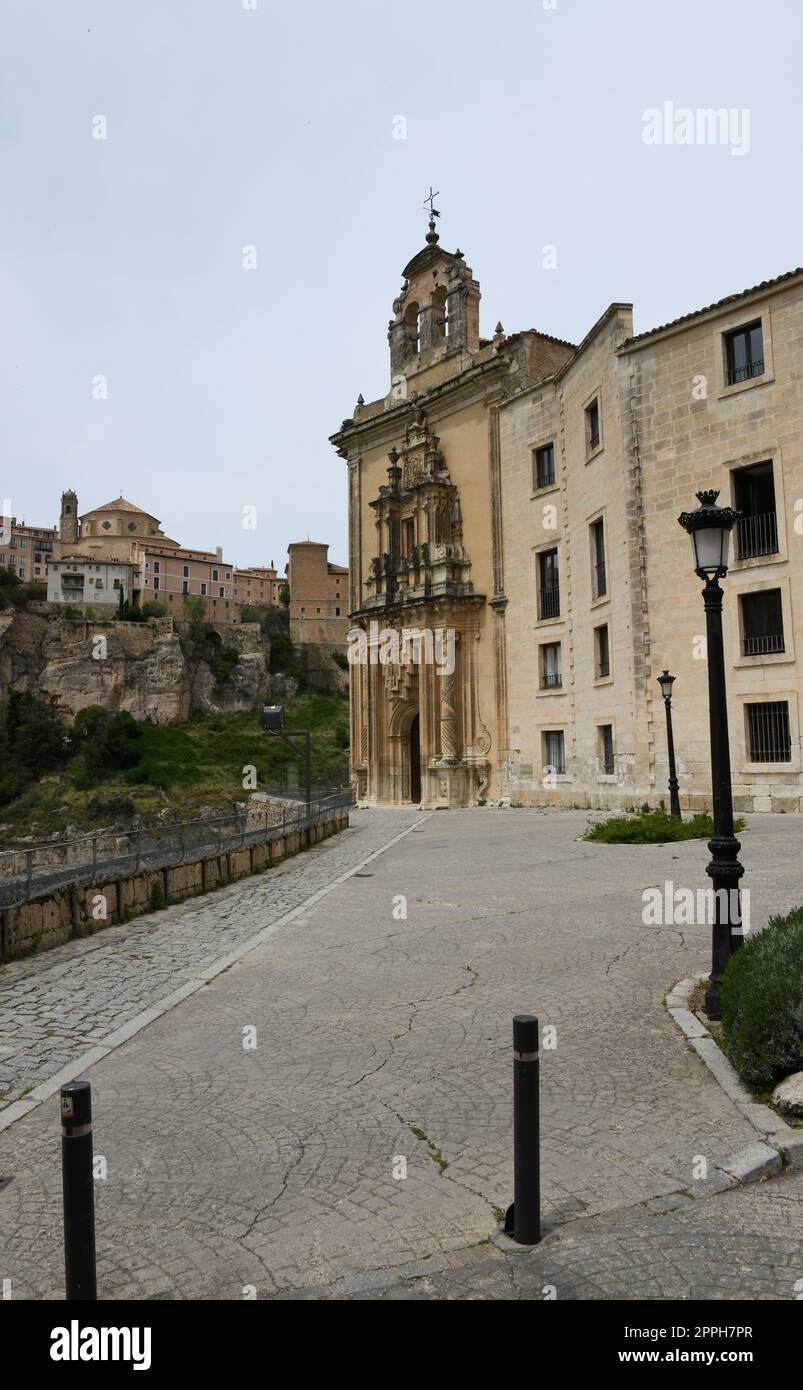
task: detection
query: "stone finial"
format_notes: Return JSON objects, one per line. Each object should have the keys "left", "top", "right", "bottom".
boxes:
{"left": 495, "top": 321, "right": 504, "bottom": 336}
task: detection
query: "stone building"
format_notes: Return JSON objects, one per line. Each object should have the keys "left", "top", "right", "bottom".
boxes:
{"left": 0, "top": 514, "right": 57, "bottom": 582}
{"left": 332, "top": 217, "right": 803, "bottom": 812}
{"left": 287, "top": 540, "right": 348, "bottom": 648}
{"left": 233, "top": 564, "right": 284, "bottom": 610}
{"left": 52, "top": 492, "right": 236, "bottom": 622}
{"left": 47, "top": 554, "right": 134, "bottom": 610}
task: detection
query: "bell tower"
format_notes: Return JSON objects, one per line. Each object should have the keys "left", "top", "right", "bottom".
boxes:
{"left": 388, "top": 201, "right": 481, "bottom": 386}
{"left": 60, "top": 489, "right": 79, "bottom": 547}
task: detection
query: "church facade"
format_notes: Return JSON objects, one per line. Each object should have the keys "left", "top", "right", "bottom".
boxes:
{"left": 332, "top": 222, "right": 803, "bottom": 813}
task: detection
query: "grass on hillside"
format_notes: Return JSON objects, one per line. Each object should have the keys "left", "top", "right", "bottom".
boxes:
{"left": 0, "top": 694, "right": 349, "bottom": 844}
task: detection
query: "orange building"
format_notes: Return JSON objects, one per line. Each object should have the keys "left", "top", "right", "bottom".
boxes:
{"left": 233, "top": 564, "right": 285, "bottom": 610}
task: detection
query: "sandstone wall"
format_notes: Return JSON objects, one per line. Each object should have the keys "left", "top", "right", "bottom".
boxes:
{"left": 0, "top": 810, "right": 348, "bottom": 960}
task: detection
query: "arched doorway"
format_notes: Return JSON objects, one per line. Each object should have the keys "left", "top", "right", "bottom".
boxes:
{"left": 409, "top": 714, "right": 421, "bottom": 804}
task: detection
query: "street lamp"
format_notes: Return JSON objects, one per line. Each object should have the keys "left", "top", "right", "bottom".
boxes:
{"left": 677, "top": 490, "right": 745, "bottom": 1020}
{"left": 657, "top": 670, "right": 682, "bottom": 820}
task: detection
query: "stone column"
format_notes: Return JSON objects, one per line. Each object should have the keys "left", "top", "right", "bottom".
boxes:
{"left": 439, "top": 671, "right": 458, "bottom": 759}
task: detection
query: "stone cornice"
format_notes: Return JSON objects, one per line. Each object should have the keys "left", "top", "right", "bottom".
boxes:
{"left": 330, "top": 353, "right": 513, "bottom": 456}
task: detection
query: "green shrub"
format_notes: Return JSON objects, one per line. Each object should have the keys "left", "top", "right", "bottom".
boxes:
{"left": 211, "top": 646, "right": 240, "bottom": 684}
{"left": 1, "top": 692, "right": 73, "bottom": 778}
{"left": 77, "top": 710, "right": 143, "bottom": 784}
{"left": 141, "top": 601, "right": 167, "bottom": 619}
{"left": 582, "top": 806, "right": 746, "bottom": 845}
{"left": 720, "top": 907, "right": 803, "bottom": 1090}
{"left": 330, "top": 650, "right": 349, "bottom": 672}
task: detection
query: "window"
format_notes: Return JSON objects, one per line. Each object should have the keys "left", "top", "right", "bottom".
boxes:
{"left": 153, "top": 561, "right": 160, "bottom": 573}
{"left": 533, "top": 442, "right": 556, "bottom": 490}
{"left": 153, "top": 577, "right": 160, "bottom": 590}
{"left": 404, "top": 301, "right": 420, "bottom": 355}
{"left": 740, "top": 589, "right": 784, "bottom": 656}
{"left": 200, "top": 582, "right": 207, "bottom": 596}
{"left": 213, "top": 569, "right": 219, "bottom": 582}
{"left": 543, "top": 730, "right": 566, "bottom": 775}
{"left": 595, "top": 624, "right": 610, "bottom": 678}
{"left": 599, "top": 725, "right": 615, "bottom": 775}
{"left": 431, "top": 285, "right": 448, "bottom": 341}
{"left": 725, "top": 321, "right": 764, "bottom": 385}
{"left": 586, "top": 398, "right": 601, "bottom": 452}
{"left": 219, "top": 587, "right": 225, "bottom": 598}
{"left": 182, "top": 580, "right": 189, "bottom": 594}
{"left": 540, "top": 642, "right": 562, "bottom": 688}
{"left": 183, "top": 565, "right": 189, "bottom": 578}
{"left": 733, "top": 461, "right": 778, "bottom": 559}
{"left": 590, "top": 518, "right": 606, "bottom": 597}
{"left": 335, "top": 607, "right": 341, "bottom": 616}
{"left": 403, "top": 518, "right": 415, "bottom": 556}
{"left": 746, "top": 701, "right": 791, "bottom": 762}
{"left": 538, "top": 548, "right": 560, "bottom": 619}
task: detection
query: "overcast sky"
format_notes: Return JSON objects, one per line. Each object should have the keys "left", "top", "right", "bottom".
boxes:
{"left": 2, "top": 0, "right": 801, "bottom": 570}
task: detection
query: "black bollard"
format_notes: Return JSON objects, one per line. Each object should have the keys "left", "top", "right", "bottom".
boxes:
{"left": 61, "top": 1081, "right": 97, "bottom": 1300}
{"left": 504, "top": 1014, "right": 541, "bottom": 1245}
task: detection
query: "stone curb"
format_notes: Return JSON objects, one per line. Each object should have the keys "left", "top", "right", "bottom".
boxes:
{"left": 0, "top": 813, "right": 432, "bottom": 1135}
{"left": 666, "top": 974, "right": 802, "bottom": 1179}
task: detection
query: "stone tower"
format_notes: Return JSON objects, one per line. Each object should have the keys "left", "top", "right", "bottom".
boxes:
{"left": 60, "top": 489, "right": 79, "bottom": 547}
{"left": 387, "top": 216, "right": 481, "bottom": 389}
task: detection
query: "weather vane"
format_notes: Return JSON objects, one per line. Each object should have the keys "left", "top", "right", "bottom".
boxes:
{"left": 424, "top": 186, "right": 440, "bottom": 221}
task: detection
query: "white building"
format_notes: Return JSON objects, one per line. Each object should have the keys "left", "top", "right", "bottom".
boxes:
{"left": 47, "top": 554, "right": 135, "bottom": 612}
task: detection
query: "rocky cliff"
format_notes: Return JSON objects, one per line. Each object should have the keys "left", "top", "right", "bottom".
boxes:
{"left": 0, "top": 612, "right": 270, "bottom": 723}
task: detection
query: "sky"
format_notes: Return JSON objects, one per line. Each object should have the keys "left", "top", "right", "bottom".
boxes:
{"left": 1, "top": 0, "right": 801, "bottom": 571}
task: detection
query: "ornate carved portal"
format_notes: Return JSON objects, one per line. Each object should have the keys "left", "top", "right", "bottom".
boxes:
{"left": 351, "top": 401, "right": 491, "bottom": 808}
{"left": 352, "top": 617, "right": 491, "bottom": 808}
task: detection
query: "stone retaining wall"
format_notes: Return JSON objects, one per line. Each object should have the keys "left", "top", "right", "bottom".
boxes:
{"left": 0, "top": 812, "right": 348, "bottom": 962}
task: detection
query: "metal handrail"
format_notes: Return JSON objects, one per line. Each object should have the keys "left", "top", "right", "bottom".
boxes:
{"left": 0, "top": 790, "right": 352, "bottom": 910}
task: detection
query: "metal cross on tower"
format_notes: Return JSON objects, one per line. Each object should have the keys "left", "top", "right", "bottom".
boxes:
{"left": 423, "top": 186, "right": 441, "bottom": 221}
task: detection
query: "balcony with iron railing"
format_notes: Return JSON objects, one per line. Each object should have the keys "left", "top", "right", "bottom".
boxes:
{"left": 596, "top": 658, "right": 610, "bottom": 679}
{"left": 742, "top": 632, "right": 785, "bottom": 657}
{"left": 538, "top": 584, "right": 561, "bottom": 620}
{"left": 593, "top": 559, "right": 607, "bottom": 598}
{"left": 736, "top": 511, "right": 778, "bottom": 560}
{"left": 726, "top": 358, "right": 764, "bottom": 386}
{"left": 541, "top": 671, "right": 563, "bottom": 688}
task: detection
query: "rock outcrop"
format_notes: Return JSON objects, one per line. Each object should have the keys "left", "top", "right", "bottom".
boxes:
{"left": 0, "top": 612, "right": 270, "bottom": 723}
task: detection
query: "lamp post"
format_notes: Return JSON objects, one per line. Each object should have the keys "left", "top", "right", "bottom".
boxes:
{"left": 262, "top": 705, "right": 312, "bottom": 822}
{"left": 657, "top": 670, "right": 682, "bottom": 819}
{"left": 677, "top": 490, "right": 745, "bottom": 1020}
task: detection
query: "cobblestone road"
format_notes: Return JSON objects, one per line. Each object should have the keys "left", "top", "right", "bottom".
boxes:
{"left": 0, "top": 810, "right": 420, "bottom": 1108}
{"left": 0, "top": 809, "right": 800, "bottom": 1300}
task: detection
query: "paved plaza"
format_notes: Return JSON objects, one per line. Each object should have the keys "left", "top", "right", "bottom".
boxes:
{"left": 0, "top": 808, "right": 800, "bottom": 1300}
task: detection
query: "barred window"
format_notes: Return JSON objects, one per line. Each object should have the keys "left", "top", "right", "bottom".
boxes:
{"left": 746, "top": 701, "right": 791, "bottom": 763}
